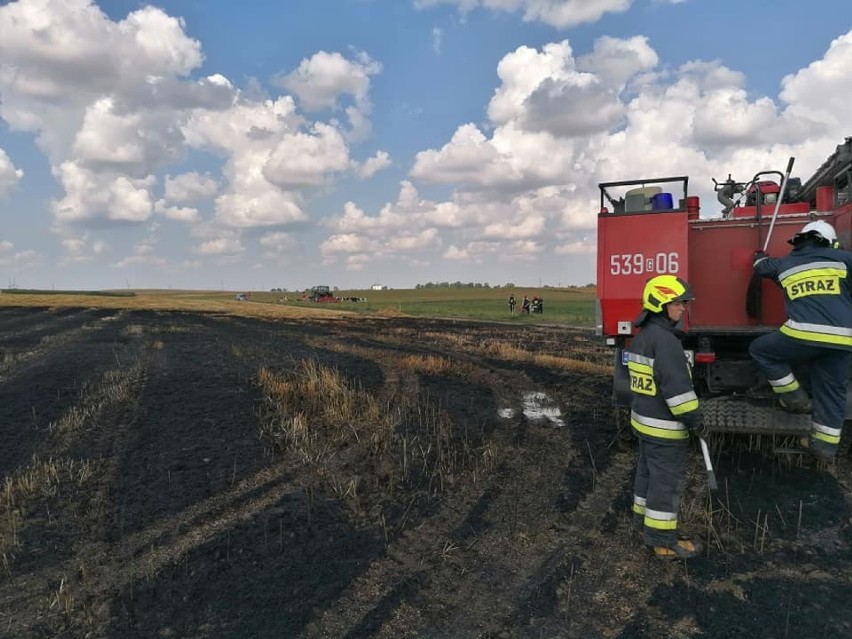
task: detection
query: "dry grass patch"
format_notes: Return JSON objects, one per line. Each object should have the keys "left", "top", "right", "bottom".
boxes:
{"left": 397, "top": 354, "right": 454, "bottom": 374}
{"left": 1, "top": 292, "right": 354, "bottom": 321}
{"left": 482, "top": 340, "right": 612, "bottom": 376}
{"left": 122, "top": 324, "right": 145, "bottom": 336}
{"left": 421, "top": 331, "right": 475, "bottom": 350}
{"left": 373, "top": 307, "right": 409, "bottom": 317}
{"left": 1, "top": 350, "right": 20, "bottom": 367}
{"left": 419, "top": 330, "right": 611, "bottom": 374}
{"left": 2, "top": 457, "right": 94, "bottom": 508}
{"left": 256, "top": 360, "right": 389, "bottom": 465}
{"left": 158, "top": 324, "right": 196, "bottom": 333}
{"left": 48, "top": 361, "right": 143, "bottom": 436}
{"left": 1, "top": 457, "right": 96, "bottom": 571}
{"left": 255, "top": 358, "right": 493, "bottom": 523}
{"left": 311, "top": 339, "right": 473, "bottom": 380}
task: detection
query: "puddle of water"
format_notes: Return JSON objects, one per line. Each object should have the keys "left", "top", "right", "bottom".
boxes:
{"left": 498, "top": 392, "right": 564, "bottom": 426}
{"left": 521, "top": 391, "right": 564, "bottom": 426}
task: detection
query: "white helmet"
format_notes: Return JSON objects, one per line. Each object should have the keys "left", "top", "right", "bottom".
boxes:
{"left": 790, "top": 220, "right": 838, "bottom": 246}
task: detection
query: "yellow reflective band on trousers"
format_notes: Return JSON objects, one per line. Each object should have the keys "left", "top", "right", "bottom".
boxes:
{"left": 631, "top": 412, "right": 688, "bottom": 441}
{"left": 780, "top": 322, "right": 852, "bottom": 348}
{"left": 768, "top": 373, "right": 799, "bottom": 393}
{"left": 813, "top": 431, "right": 841, "bottom": 445}
{"left": 633, "top": 503, "right": 646, "bottom": 515}
{"left": 770, "top": 381, "right": 800, "bottom": 394}
{"left": 644, "top": 507, "right": 677, "bottom": 531}
{"left": 813, "top": 422, "right": 842, "bottom": 445}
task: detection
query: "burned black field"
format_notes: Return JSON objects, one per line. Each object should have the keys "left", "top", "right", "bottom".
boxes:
{"left": 1, "top": 307, "right": 851, "bottom": 638}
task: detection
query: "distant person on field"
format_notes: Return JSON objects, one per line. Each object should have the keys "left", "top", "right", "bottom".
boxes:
{"left": 531, "top": 296, "right": 542, "bottom": 314}
{"left": 522, "top": 295, "right": 530, "bottom": 314}
{"left": 508, "top": 294, "right": 516, "bottom": 314}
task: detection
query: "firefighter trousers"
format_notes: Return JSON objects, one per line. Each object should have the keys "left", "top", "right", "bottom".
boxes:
{"left": 750, "top": 331, "right": 851, "bottom": 458}
{"left": 632, "top": 439, "right": 688, "bottom": 547}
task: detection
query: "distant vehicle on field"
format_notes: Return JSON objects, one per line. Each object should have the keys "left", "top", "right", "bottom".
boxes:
{"left": 309, "top": 286, "right": 339, "bottom": 303}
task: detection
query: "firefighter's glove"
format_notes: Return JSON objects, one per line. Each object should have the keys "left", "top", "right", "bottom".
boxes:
{"left": 752, "top": 250, "right": 768, "bottom": 263}
{"left": 682, "top": 410, "right": 709, "bottom": 439}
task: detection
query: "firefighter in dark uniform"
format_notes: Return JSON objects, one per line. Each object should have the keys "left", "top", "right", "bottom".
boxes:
{"left": 750, "top": 220, "right": 852, "bottom": 462}
{"left": 628, "top": 274, "right": 707, "bottom": 560}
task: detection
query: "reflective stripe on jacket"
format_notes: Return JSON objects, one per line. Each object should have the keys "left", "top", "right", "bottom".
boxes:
{"left": 627, "top": 314, "right": 698, "bottom": 444}
{"left": 754, "top": 244, "right": 852, "bottom": 351}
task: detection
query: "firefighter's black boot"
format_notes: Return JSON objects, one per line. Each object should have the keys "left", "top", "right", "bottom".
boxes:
{"left": 798, "top": 437, "right": 835, "bottom": 463}
{"left": 745, "top": 381, "right": 771, "bottom": 400}
{"left": 653, "top": 539, "right": 703, "bottom": 560}
{"left": 778, "top": 388, "right": 812, "bottom": 414}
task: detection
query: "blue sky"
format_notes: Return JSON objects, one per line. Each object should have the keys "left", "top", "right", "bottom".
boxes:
{"left": 0, "top": 0, "right": 850, "bottom": 291}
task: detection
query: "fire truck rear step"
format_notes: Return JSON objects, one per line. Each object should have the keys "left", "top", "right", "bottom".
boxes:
{"left": 702, "top": 396, "right": 810, "bottom": 435}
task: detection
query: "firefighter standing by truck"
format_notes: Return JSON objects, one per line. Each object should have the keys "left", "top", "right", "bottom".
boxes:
{"left": 750, "top": 220, "right": 852, "bottom": 462}
{"left": 627, "top": 275, "right": 708, "bottom": 560}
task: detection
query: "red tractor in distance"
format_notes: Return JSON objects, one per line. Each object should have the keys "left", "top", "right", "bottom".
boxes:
{"left": 309, "top": 286, "right": 340, "bottom": 303}
{"left": 596, "top": 137, "right": 852, "bottom": 436}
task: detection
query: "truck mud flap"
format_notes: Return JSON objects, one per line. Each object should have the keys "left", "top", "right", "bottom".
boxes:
{"left": 702, "top": 396, "right": 810, "bottom": 435}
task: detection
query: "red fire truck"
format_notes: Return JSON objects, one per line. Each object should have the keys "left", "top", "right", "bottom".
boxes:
{"left": 596, "top": 137, "right": 852, "bottom": 434}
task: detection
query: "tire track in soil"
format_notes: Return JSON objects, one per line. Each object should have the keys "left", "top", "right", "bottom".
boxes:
{"left": 0, "top": 312, "right": 304, "bottom": 637}
{"left": 102, "top": 312, "right": 271, "bottom": 535}
{"left": 96, "top": 314, "right": 390, "bottom": 638}
{"left": 484, "top": 448, "right": 651, "bottom": 638}
{"left": 0, "top": 312, "right": 151, "bottom": 635}
{"left": 0, "top": 307, "right": 121, "bottom": 376}
{"left": 0, "top": 309, "right": 131, "bottom": 475}
{"left": 2, "top": 462, "right": 310, "bottom": 637}
{"left": 429, "top": 435, "right": 636, "bottom": 639}
{"left": 0, "top": 306, "right": 90, "bottom": 344}
{"left": 97, "top": 314, "right": 383, "bottom": 637}
{"left": 294, "top": 350, "right": 532, "bottom": 638}
{"left": 299, "top": 353, "right": 616, "bottom": 638}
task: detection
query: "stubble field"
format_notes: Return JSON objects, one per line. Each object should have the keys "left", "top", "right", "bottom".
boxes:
{"left": 1, "top": 305, "right": 851, "bottom": 638}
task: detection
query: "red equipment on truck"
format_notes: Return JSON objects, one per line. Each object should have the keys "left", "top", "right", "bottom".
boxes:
{"left": 597, "top": 137, "right": 852, "bottom": 435}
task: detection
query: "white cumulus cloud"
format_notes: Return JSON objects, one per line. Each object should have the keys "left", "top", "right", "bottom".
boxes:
{"left": 357, "top": 151, "right": 392, "bottom": 178}
{"left": 274, "top": 49, "right": 381, "bottom": 140}
{"left": 154, "top": 199, "right": 200, "bottom": 223}
{"left": 0, "top": 0, "right": 221, "bottom": 226}
{"left": 164, "top": 172, "right": 219, "bottom": 203}
{"left": 194, "top": 236, "right": 244, "bottom": 256}
{"left": 0, "top": 147, "right": 23, "bottom": 195}
{"left": 276, "top": 50, "right": 382, "bottom": 111}
{"left": 413, "top": 0, "right": 632, "bottom": 28}
{"left": 0, "top": 240, "right": 38, "bottom": 268}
